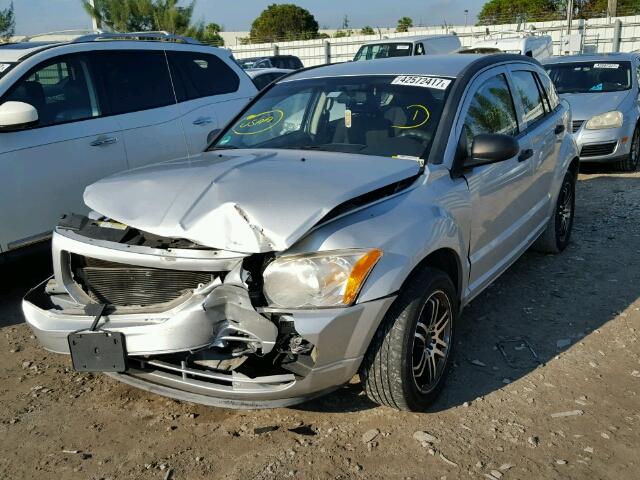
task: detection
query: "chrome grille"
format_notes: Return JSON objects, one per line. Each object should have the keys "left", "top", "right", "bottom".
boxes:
{"left": 572, "top": 120, "right": 584, "bottom": 133}
{"left": 580, "top": 142, "right": 617, "bottom": 158}
{"left": 71, "top": 255, "right": 214, "bottom": 307}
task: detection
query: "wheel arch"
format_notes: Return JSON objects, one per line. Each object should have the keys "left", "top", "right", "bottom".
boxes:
{"left": 403, "top": 248, "right": 463, "bottom": 301}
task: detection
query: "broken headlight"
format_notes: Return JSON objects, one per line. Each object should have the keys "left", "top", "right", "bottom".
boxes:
{"left": 262, "top": 249, "right": 382, "bottom": 308}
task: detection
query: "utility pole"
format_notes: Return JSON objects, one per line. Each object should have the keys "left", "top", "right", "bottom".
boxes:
{"left": 88, "top": 0, "right": 99, "bottom": 31}
{"left": 607, "top": 0, "right": 617, "bottom": 19}
{"left": 566, "top": 0, "right": 574, "bottom": 35}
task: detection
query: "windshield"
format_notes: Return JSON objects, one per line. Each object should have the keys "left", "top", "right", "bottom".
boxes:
{"left": 354, "top": 43, "right": 413, "bottom": 61}
{"left": 0, "top": 62, "right": 15, "bottom": 79}
{"left": 212, "top": 75, "right": 452, "bottom": 159}
{"left": 545, "top": 61, "right": 632, "bottom": 93}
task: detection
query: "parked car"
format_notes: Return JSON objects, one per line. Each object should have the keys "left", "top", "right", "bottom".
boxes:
{"left": 0, "top": 32, "right": 257, "bottom": 254}
{"left": 24, "top": 54, "right": 578, "bottom": 411}
{"left": 245, "top": 68, "right": 293, "bottom": 90}
{"left": 464, "top": 33, "right": 553, "bottom": 61}
{"left": 237, "top": 55, "right": 304, "bottom": 70}
{"left": 543, "top": 53, "right": 640, "bottom": 171}
{"left": 352, "top": 35, "right": 461, "bottom": 62}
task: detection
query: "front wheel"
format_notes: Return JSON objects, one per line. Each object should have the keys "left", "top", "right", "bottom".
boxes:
{"left": 360, "top": 267, "right": 458, "bottom": 411}
{"left": 615, "top": 125, "right": 639, "bottom": 172}
{"left": 532, "top": 168, "right": 576, "bottom": 253}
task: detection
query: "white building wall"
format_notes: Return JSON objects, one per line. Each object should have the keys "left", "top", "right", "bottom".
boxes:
{"left": 228, "top": 15, "right": 640, "bottom": 67}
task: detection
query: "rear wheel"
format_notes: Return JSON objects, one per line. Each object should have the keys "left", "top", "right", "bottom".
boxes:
{"left": 532, "top": 168, "right": 576, "bottom": 253}
{"left": 361, "top": 267, "right": 457, "bottom": 411}
{"left": 615, "top": 125, "right": 639, "bottom": 172}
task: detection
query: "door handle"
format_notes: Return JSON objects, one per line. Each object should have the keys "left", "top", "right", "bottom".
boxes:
{"left": 90, "top": 136, "right": 118, "bottom": 147}
{"left": 554, "top": 124, "right": 565, "bottom": 134}
{"left": 518, "top": 149, "right": 534, "bottom": 162}
{"left": 193, "top": 117, "right": 214, "bottom": 126}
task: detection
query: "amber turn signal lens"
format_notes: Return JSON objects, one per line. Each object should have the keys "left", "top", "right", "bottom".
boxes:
{"left": 343, "top": 249, "right": 383, "bottom": 305}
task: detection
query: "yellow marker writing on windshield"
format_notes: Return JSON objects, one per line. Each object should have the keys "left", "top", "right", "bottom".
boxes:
{"left": 233, "top": 109, "right": 285, "bottom": 135}
{"left": 392, "top": 104, "right": 430, "bottom": 129}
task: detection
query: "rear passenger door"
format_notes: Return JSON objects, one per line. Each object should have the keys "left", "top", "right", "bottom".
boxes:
{"left": 508, "top": 67, "right": 562, "bottom": 226}
{"left": 167, "top": 50, "right": 255, "bottom": 155}
{"left": 92, "top": 50, "right": 188, "bottom": 169}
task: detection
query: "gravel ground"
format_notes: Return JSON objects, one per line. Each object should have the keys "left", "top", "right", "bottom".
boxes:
{"left": 1, "top": 169, "right": 639, "bottom": 480}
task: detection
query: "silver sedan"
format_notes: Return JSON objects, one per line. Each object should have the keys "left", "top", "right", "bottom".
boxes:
{"left": 544, "top": 53, "right": 640, "bottom": 171}
{"left": 24, "top": 55, "right": 578, "bottom": 411}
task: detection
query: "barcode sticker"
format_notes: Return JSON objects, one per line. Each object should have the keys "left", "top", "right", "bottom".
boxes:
{"left": 391, "top": 75, "right": 452, "bottom": 90}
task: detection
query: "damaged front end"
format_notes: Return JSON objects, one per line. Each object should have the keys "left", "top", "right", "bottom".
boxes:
{"left": 24, "top": 215, "right": 391, "bottom": 407}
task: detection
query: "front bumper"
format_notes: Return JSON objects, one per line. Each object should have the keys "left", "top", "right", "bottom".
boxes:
{"left": 23, "top": 230, "right": 395, "bottom": 407}
{"left": 573, "top": 120, "right": 635, "bottom": 162}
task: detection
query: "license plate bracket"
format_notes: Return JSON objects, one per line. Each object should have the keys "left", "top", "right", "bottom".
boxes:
{"left": 68, "top": 331, "right": 127, "bottom": 372}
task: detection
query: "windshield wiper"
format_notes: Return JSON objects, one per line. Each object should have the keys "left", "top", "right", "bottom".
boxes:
{"left": 208, "top": 145, "right": 239, "bottom": 151}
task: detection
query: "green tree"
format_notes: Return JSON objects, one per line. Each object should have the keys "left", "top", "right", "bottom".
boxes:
{"left": 249, "top": 4, "right": 319, "bottom": 43}
{"left": 360, "top": 25, "right": 375, "bottom": 35}
{"left": 0, "top": 1, "right": 15, "bottom": 41}
{"left": 81, "top": 0, "right": 224, "bottom": 44}
{"left": 478, "top": 0, "right": 560, "bottom": 24}
{"left": 396, "top": 16, "right": 413, "bottom": 33}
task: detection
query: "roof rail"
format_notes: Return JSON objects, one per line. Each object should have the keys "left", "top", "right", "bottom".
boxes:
{"left": 71, "top": 31, "right": 202, "bottom": 45}
{"left": 23, "top": 29, "right": 104, "bottom": 42}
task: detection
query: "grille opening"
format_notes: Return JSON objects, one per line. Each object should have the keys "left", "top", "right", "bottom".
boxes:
{"left": 572, "top": 120, "right": 584, "bottom": 133}
{"left": 580, "top": 142, "right": 617, "bottom": 158}
{"left": 70, "top": 254, "right": 216, "bottom": 307}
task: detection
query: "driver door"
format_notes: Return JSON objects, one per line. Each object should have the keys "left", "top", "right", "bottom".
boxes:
{"left": 456, "top": 68, "right": 534, "bottom": 298}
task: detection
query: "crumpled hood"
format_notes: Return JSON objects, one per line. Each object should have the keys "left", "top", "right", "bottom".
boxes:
{"left": 560, "top": 91, "right": 631, "bottom": 121}
{"left": 84, "top": 149, "right": 421, "bottom": 253}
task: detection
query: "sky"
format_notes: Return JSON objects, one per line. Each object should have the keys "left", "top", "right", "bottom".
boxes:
{"left": 2, "top": 0, "right": 487, "bottom": 36}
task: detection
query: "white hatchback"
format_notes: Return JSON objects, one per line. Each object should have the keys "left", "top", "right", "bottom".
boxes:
{"left": 0, "top": 33, "right": 256, "bottom": 254}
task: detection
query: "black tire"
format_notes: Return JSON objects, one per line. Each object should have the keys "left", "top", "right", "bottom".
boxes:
{"left": 360, "top": 267, "right": 458, "bottom": 411}
{"left": 615, "top": 125, "right": 640, "bottom": 172}
{"left": 532, "top": 168, "right": 576, "bottom": 254}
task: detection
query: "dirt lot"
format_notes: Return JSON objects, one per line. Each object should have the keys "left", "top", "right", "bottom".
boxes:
{"left": 1, "top": 169, "right": 639, "bottom": 480}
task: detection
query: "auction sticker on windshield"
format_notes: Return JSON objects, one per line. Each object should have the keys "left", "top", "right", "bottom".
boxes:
{"left": 233, "top": 109, "right": 285, "bottom": 135}
{"left": 593, "top": 63, "right": 619, "bottom": 69}
{"left": 391, "top": 76, "right": 452, "bottom": 90}
{"left": 0, "top": 63, "right": 11, "bottom": 73}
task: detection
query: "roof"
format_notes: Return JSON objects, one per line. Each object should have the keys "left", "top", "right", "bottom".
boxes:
{"left": 543, "top": 52, "right": 638, "bottom": 64}
{"left": 0, "top": 42, "right": 56, "bottom": 62}
{"left": 283, "top": 54, "right": 521, "bottom": 81}
{"left": 363, "top": 34, "right": 456, "bottom": 46}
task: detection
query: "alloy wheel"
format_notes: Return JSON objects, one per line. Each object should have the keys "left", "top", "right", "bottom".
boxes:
{"left": 556, "top": 178, "right": 574, "bottom": 243}
{"left": 411, "top": 290, "right": 453, "bottom": 394}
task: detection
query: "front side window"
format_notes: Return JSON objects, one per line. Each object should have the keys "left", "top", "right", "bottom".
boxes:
{"left": 94, "top": 50, "right": 175, "bottom": 115}
{"left": 511, "top": 70, "right": 545, "bottom": 126}
{"left": 4, "top": 55, "right": 100, "bottom": 127}
{"left": 168, "top": 51, "right": 240, "bottom": 102}
{"left": 212, "top": 75, "right": 453, "bottom": 159}
{"left": 463, "top": 73, "right": 518, "bottom": 148}
{"left": 353, "top": 43, "right": 413, "bottom": 61}
{"left": 415, "top": 43, "right": 425, "bottom": 55}
{"left": 545, "top": 61, "right": 632, "bottom": 94}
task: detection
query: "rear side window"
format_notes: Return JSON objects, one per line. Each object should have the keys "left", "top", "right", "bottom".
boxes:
{"left": 511, "top": 71, "right": 545, "bottom": 126}
{"left": 536, "top": 71, "right": 560, "bottom": 110}
{"left": 4, "top": 54, "right": 100, "bottom": 127}
{"left": 463, "top": 73, "right": 519, "bottom": 148}
{"left": 253, "top": 73, "right": 276, "bottom": 91}
{"left": 272, "top": 57, "right": 302, "bottom": 69}
{"left": 168, "top": 51, "right": 240, "bottom": 102}
{"left": 94, "top": 50, "right": 175, "bottom": 115}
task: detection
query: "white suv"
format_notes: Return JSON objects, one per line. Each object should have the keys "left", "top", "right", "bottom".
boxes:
{"left": 0, "top": 33, "right": 256, "bottom": 254}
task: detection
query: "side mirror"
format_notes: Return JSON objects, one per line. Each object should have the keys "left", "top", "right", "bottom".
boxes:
{"left": 464, "top": 133, "right": 520, "bottom": 168}
{"left": 0, "top": 101, "right": 38, "bottom": 131}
